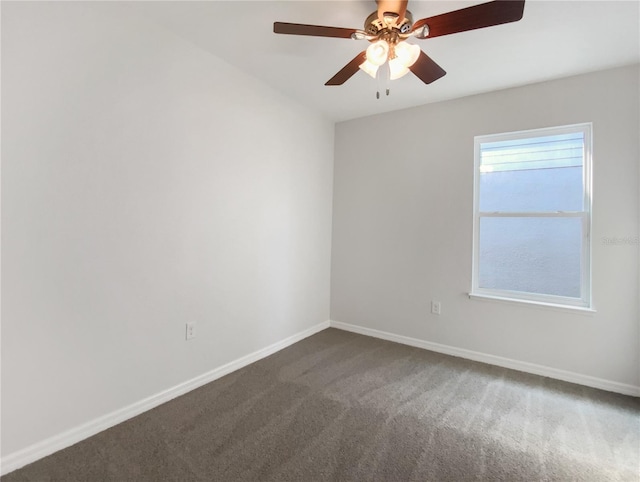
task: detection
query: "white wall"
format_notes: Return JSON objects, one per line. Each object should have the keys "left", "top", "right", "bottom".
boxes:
{"left": 1, "top": 2, "right": 333, "bottom": 458}
{"left": 332, "top": 65, "right": 639, "bottom": 389}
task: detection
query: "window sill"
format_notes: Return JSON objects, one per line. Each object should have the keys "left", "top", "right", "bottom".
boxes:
{"left": 468, "top": 293, "right": 596, "bottom": 314}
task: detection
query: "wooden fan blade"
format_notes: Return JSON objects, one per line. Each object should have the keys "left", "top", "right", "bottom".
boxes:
{"left": 409, "top": 50, "right": 446, "bottom": 84}
{"left": 411, "top": 0, "right": 525, "bottom": 38}
{"left": 376, "top": 0, "right": 408, "bottom": 22}
{"left": 274, "top": 22, "right": 357, "bottom": 39}
{"left": 325, "top": 51, "right": 368, "bottom": 86}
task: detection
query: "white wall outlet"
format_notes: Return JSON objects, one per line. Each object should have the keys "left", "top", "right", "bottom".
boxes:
{"left": 431, "top": 301, "right": 441, "bottom": 315}
{"left": 185, "top": 322, "right": 196, "bottom": 340}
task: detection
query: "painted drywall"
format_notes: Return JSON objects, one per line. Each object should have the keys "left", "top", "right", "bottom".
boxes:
{"left": 1, "top": 2, "right": 333, "bottom": 457}
{"left": 332, "top": 65, "right": 640, "bottom": 388}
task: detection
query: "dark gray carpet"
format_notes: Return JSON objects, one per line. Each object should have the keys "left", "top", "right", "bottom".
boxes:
{"left": 3, "top": 328, "right": 639, "bottom": 481}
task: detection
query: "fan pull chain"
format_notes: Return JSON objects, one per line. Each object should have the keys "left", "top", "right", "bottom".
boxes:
{"left": 376, "top": 61, "right": 391, "bottom": 99}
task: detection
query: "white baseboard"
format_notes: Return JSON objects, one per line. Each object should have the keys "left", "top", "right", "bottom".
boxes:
{"left": 330, "top": 320, "right": 640, "bottom": 397}
{"left": 0, "top": 320, "right": 330, "bottom": 476}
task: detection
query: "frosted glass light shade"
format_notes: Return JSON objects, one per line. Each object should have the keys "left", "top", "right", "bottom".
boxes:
{"left": 388, "top": 61, "right": 410, "bottom": 80}
{"left": 388, "top": 42, "right": 420, "bottom": 80}
{"left": 359, "top": 59, "right": 379, "bottom": 78}
{"left": 395, "top": 41, "right": 420, "bottom": 67}
{"left": 366, "top": 40, "right": 389, "bottom": 66}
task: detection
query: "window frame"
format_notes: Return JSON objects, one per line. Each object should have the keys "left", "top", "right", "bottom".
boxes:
{"left": 471, "top": 123, "right": 593, "bottom": 309}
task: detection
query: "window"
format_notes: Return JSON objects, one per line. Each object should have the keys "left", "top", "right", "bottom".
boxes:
{"left": 471, "top": 123, "right": 592, "bottom": 309}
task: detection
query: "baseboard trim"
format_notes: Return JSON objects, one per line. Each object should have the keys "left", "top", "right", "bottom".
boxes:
{"left": 0, "top": 320, "right": 331, "bottom": 476}
{"left": 330, "top": 320, "right": 640, "bottom": 397}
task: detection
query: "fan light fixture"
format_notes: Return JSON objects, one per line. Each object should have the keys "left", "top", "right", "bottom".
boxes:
{"left": 358, "top": 40, "right": 420, "bottom": 96}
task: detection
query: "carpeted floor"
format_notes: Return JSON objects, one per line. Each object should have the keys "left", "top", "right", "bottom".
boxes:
{"left": 3, "top": 328, "right": 639, "bottom": 481}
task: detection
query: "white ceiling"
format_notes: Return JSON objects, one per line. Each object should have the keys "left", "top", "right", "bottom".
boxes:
{"left": 125, "top": 1, "right": 639, "bottom": 122}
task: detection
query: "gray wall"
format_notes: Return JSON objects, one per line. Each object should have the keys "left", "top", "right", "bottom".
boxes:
{"left": 2, "top": 2, "right": 333, "bottom": 457}
{"left": 331, "top": 65, "right": 639, "bottom": 387}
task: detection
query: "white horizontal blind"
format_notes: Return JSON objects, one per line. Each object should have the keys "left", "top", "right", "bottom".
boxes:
{"left": 479, "top": 132, "right": 584, "bottom": 172}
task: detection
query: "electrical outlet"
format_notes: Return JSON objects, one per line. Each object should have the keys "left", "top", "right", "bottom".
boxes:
{"left": 431, "top": 301, "right": 441, "bottom": 315}
{"left": 185, "top": 322, "right": 196, "bottom": 340}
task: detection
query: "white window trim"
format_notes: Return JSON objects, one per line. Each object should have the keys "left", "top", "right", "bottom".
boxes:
{"left": 468, "top": 293, "right": 596, "bottom": 314}
{"left": 470, "top": 123, "right": 593, "bottom": 310}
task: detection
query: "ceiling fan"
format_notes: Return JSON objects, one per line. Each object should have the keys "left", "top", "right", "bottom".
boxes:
{"left": 274, "top": 0, "right": 525, "bottom": 98}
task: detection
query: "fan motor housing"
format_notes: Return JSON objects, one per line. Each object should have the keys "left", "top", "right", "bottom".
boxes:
{"left": 364, "top": 10, "right": 414, "bottom": 36}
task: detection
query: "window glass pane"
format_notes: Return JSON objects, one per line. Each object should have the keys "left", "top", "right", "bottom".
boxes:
{"left": 479, "top": 133, "right": 584, "bottom": 212}
{"left": 478, "top": 217, "right": 582, "bottom": 298}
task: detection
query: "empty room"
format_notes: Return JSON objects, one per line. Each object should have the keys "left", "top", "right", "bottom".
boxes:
{"left": 1, "top": 0, "right": 639, "bottom": 480}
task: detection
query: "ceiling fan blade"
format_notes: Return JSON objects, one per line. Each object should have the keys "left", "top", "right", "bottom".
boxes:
{"left": 274, "top": 22, "right": 357, "bottom": 39}
{"left": 409, "top": 50, "right": 446, "bottom": 84}
{"left": 325, "top": 51, "right": 368, "bottom": 86}
{"left": 411, "top": 0, "right": 525, "bottom": 38}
